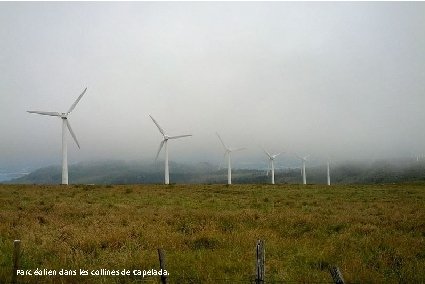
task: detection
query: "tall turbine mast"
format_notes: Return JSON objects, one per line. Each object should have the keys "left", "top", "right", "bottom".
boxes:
{"left": 327, "top": 160, "right": 331, "bottom": 186}
{"left": 28, "top": 87, "right": 87, "bottom": 185}
{"left": 149, "top": 115, "right": 192, "bottom": 185}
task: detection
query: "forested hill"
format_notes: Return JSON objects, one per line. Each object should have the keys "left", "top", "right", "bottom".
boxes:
{"left": 5, "top": 159, "right": 425, "bottom": 185}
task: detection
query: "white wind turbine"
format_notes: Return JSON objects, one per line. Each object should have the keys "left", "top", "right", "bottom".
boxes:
{"left": 27, "top": 88, "right": 87, "bottom": 185}
{"left": 149, "top": 115, "right": 192, "bottom": 185}
{"left": 216, "top": 133, "right": 245, "bottom": 185}
{"left": 327, "top": 159, "right": 331, "bottom": 186}
{"left": 262, "top": 147, "right": 282, "bottom": 185}
{"left": 296, "top": 154, "right": 310, "bottom": 185}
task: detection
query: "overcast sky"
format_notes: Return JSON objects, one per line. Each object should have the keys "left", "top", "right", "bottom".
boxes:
{"left": 1, "top": 2, "right": 424, "bottom": 171}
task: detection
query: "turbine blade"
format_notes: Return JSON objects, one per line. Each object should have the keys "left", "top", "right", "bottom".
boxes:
{"left": 272, "top": 152, "right": 283, "bottom": 159}
{"left": 233, "top": 147, "right": 246, "bottom": 152}
{"left": 67, "top": 87, "right": 87, "bottom": 114}
{"left": 27, "top": 111, "right": 61, "bottom": 117}
{"left": 218, "top": 152, "right": 227, "bottom": 170}
{"left": 261, "top": 146, "right": 272, "bottom": 158}
{"left": 155, "top": 140, "right": 165, "bottom": 160}
{"left": 216, "top": 132, "right": 228, "bottom": 150}
{"left": 304, "top": 155, "right": 310, "bottom": 160}
{"left": 169, "top": 134, "right": 192, "bottom": 139}
{"left": 65, "top": 119, "right": 80, "bottom": 149}
{"left": 149, "top": 115, "right": 165, "bottom": 136}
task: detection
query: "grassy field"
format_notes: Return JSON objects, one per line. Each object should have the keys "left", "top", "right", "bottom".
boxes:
{"left": 0, "top": 183, "right": 424, "bottom": 283}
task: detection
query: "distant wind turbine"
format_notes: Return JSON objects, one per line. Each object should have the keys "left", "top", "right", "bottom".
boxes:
{"left": 327, "top": 159, "right": 331, "bottom": 186}
{"left": 149, "top": 115, "right": 192, "bottom": 185}
{"left": 27, "top": 88, "right": 87, "bottom": 185}
{"left": 296, "top": 154, "right": 310, "bottom": 185}
{"left": 216, "top": 133, "right": 245, "bottom": 185}
{"left": 262, "top": 147, "right": 282, "bottom": 185}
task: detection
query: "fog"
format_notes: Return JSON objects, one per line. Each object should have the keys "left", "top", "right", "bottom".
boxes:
{"left": 1, "top": 2, "right": 424, "bottom": 172}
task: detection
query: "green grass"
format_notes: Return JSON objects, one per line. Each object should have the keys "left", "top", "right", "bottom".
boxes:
{"left": 0, "top": 183, "right": 424, "bottom": 283}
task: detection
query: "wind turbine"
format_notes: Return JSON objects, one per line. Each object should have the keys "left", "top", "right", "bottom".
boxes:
{"left": 262, "top": 147, "right": 282, "bottom": 185}
{"left": 149, "top": 115, "right": 192, "bottom": 185}
{"left": 296, "top": 154, "right": 309, "bottom": 185}
{"left": 327, "top": 159, "right": 331, "bottom": 186}
{"left": 216, "top": 133, "right": 245, "bottom": 185}
{"left": 27, "top": 88, "right": 87, "bottom": 185}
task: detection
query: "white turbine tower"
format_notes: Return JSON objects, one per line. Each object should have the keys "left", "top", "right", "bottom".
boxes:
{"left": 262, "top": 148, "right": 282, "bottom": 185}
{"left": 27, "top": 88, "right": 87, "bottom": 185}
{"left": 216, "top": 133, "right": 245, "bottom": 185}
{"left": 327, "top": 159, "right": 331, "bottom": 186}
{"left": 149, "top": 115, "right": 192, "bottom": 185}
{"left": 296, "top": 154, "right": 310, "bottom": 185}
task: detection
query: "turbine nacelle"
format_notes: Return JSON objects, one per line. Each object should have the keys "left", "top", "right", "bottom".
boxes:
{"left": 296, "top": 154, "right": 310, "bottom": 161}
{"left": 226, "top": 147, "right": 245, "bottom": 154}
{"left": 270, "top": 153, "right": 281, "bottom": 160}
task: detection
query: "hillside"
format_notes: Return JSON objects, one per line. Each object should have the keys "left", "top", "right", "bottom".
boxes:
{"left": 5, "top": 159, "right": 425, "bottom": 185}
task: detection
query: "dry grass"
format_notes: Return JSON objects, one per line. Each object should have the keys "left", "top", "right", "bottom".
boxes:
{"left": 0, "top": 183, "right": 424, "bottom": 283}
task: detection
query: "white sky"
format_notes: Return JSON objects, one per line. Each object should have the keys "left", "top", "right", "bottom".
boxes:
{"left": 1, "top": 2, "right": 424, "bottom": 170}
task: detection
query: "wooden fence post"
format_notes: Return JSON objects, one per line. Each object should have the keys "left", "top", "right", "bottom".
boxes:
{"left": 255, "top": 240, "right": 265, "bottom": 284}
{"left": 157, "top": 248, "right": 168, "bottom": 284}
{"left": 329, "top": 266, "right": 345, "bottom": 284}
{"left": 12, "top": 240, "right": 21, "bottom": 284}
